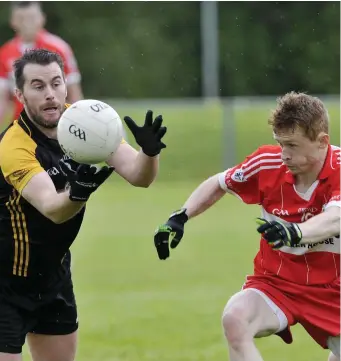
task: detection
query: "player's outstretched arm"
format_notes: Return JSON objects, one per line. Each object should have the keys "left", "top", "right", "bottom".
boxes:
{"left": 22, "top": 172, "right": 85, "bottom": 224}
{"left": 107, "top": 110, "right": 166, "bottom": 187}
{"left": 154, "top": 174, "right": 226, "bottom": 260}
{"left": 256, "top": 206, "right": 340, "bottom": 248}
{"left": 22, "top": 161, "right": 113, "bottom": 224}
{"left": 182, "top": 174, "right": 226, "bottom": 219}
{"left": 298, "top": 206, "right": 340, "bottom": 244}
{"left": 0, "top": 87, "right": 10, "bottom": 129}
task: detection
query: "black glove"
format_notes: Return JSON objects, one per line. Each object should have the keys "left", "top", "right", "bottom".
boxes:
{"left": 256, "top": 218, "right": 302, "bottom": 249}
{"left": 154, "top": 209, "right": 188, "bottom": 260}
{"left": 59, "top": 159, "right": 114, "bottom": 202}
{"left": 124, "top": 110, "right": 167, "bottom": 157}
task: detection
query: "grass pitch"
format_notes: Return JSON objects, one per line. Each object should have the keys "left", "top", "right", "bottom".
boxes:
{"left": 21, "top": 98, "right": 339, "bottom": 360}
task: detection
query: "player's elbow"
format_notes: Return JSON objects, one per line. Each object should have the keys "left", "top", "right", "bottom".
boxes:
{"left": 331, "top": 214, "right": 340, "bottom": 237}
{"left": 327, "top": 207, "right": 340, "bottom": 237}
{"left": 130, "top": 178, "right": 153, "bottom": 188}
{"left": 44, "top": 206, "right": 73, "bottom": 224}
{"left": 46, "top": 212, "right": 68, "bottom": 224}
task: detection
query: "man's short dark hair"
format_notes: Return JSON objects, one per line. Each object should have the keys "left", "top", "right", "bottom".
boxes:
{"left": 13, "top": 49, "right": 65, "bottom": 90}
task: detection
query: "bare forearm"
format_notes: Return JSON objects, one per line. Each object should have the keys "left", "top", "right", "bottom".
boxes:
{"left": 0, "top": 100, "right": 10, "bottom": 129}
{"left": 130, "top": 150, "right": 159, "bottom": 187}
{"left": 299, "top": 207, "right": 340, "bottom": 244}
{"left": 44, "top": 191, "right": 85, "bottom": 224}
{"left": 66, "top": 84, "right": 83, "bottom": 103}
{"left": 183, "top": 175, "right": 225, "bottom": 219}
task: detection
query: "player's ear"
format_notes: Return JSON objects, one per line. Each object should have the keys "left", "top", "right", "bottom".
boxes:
{"left": 15, "top": 88, "right": 24, "bottom": 105}
{"left": 316, "top": 132, "right": 329, "bottom": 149}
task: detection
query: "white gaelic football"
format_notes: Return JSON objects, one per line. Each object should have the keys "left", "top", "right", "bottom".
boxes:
{"left": 57, "top": 99, "right": 123, "bottom": 164}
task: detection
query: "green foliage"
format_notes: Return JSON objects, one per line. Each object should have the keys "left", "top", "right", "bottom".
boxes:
{"left": 0, "top": 2, "right": 339, "bottom": 97}
{"left": 219, "top": 2, "right": 340, "bottom": 95}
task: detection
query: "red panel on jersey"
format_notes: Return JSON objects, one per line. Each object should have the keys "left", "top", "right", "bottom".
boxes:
{"left": 219, "top": 144, "right": 340, "bottom": 285}
{"left": 0, "top": 30, "right": 81, "bottom": 121}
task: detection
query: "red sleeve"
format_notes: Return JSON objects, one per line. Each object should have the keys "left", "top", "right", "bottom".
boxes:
{"left": 324, "top": 148, "right": 341, "bottom": 210}
{"left": 59, "top": 43, "right": 81, "bottom": 85}
{"left": 218, "top": 146, "right": 282, "bottom": 204}
{"left": 0, "top": 47, "right": 9, "bottom": 86}
{"left": 325, "top": 175, "right": 340, "bottom": 210}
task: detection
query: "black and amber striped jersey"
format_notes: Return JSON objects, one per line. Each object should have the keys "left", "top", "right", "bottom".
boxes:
{"left": 0, "top": 109, "right": 85, "bottom": 280}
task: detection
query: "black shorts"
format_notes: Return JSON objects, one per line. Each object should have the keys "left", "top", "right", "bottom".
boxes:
{"left": 0, "top": 275, "right": 78, "bottom": 354}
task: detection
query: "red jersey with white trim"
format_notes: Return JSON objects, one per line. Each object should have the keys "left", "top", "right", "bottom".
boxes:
{"left": 218, "top": 144, "right": 340, "bottom": 285}
{"left": 0, "top": 30, "right": 81, "bottom": 120}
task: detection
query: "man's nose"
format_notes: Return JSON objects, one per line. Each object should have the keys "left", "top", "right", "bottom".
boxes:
{"left": 281, "top": 149, "right": 291, "bottom": 161}
{"left": 45, "top": 87, "right": 55, "bottom": 101}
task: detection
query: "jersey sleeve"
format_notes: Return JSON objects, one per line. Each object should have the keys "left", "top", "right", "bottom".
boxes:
{"left": 59, "top": 43, "right": 81, "bottom": 85}
{"left": 325, "top": 173, "right": 340, "bottom": 210}
{"left": 218, "top": 147, "right": 282, "bottom": 204}
{"left": 0, "top": 48, "right": 10, "bottom": 90}
{"left": 0, "top": 132, "right": 44, "bottom": 194}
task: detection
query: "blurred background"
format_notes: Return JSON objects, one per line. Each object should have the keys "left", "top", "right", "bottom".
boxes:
{"left": 0, "top": 2, "right": 340, "bottom": 361}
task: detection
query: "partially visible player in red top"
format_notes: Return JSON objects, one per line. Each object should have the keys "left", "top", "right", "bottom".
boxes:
{"left": 154, "top": 92, "right": 340, "bottom": 361}
{"left": 0, "top": 1, "right": 83, "bottom": 127}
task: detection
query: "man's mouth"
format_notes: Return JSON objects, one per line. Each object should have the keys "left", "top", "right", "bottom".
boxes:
{"left": 43, "top": 106, "right": 58, "bottom": 114}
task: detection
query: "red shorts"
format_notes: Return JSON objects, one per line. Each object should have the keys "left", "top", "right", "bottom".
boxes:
{"left": 242, "top": 274, "right": 340, "bottom": 348}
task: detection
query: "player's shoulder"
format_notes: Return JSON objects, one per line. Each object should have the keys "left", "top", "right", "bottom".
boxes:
{"left": 0, "top": 37, "right": 17, "bottom": 57}
{"left": 226, "top": 145, "right": 283, "bottom": 183}
{"left": 40, "top": 30, "right": 72, "bottom": 53}
{"left": 249, "top": 144, "right": 282, "bottom": 157}
{"left": 0, "top": 121, "right": 37, "bottom": 161}
{"left": 242, "top": 144, "right": 283, "bottom": 169}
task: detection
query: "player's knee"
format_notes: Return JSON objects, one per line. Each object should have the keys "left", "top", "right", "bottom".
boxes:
{"left": 222, "top": 306, "right": 251, "bottom": 348}
{"left": 327, "top": 336, "right": 340, "bottom": 360}
{"left": 328, "top": 352, "right": 340, "bottom": 361}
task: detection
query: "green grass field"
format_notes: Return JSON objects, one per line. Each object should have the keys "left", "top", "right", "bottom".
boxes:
{"left": 21, "top": 98, "right": 339, "bottom": 360}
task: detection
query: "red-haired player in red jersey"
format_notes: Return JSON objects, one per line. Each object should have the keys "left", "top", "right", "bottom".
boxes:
{"left": 0, "top": 1, "right": 83, "bottom": 127}
{"left": 154, "top": 92, "right": 340, "bottom": 361}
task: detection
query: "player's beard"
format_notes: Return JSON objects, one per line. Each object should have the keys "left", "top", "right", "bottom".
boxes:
{"left": 24, "top": 96, "right": 63, "bottom": 129}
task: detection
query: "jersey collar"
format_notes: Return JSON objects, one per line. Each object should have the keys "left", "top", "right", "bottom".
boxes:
{"left": 14, "top": 30, "right": 45, "bottom": 50}
{"left": 284, "top": 144, "right": 333, "bottom": 184}
{"left": 17, "top": 108, "right": 66, "bottom": 153}
{"left": 18, "top": 109, "right": 47, "bottom": 142}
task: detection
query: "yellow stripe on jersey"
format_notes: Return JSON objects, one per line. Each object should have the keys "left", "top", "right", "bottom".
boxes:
{"left": 6, "top": 189, "right": 30, "bottom": 276}
{"left": 5, "top": 192, "right": 19, "bottom": 275}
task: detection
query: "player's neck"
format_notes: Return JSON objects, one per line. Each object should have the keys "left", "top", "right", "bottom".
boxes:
{"left": 18, "top": 34, "right": 36, "bottom": 44}
{"left": 33, "top": 123, "right": 57, "bottom": 140}
{"left": 295, "top": 147, "right": 328, "bottom": 187}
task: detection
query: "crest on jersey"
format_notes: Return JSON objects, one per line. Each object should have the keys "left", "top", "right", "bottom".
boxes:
{"left": 231, "top": 168, "right": 245, "bottom": 182}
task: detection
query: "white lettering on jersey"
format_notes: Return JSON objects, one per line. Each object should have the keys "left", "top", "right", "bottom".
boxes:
{"left": 272, "top": 208, "right": 289, "bottom": 216}
{"left": 47, "top": 167, "right": 60, "bottom": 177}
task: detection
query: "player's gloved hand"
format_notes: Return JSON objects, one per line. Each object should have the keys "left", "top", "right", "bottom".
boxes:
{"left": 59, "top": 159, "right": 114, "bottom": 202}
{"left": 256, "top": 218, "right": 302, "bottom": 249}
{"left": 123, "top": 110, "right": 167, "bottom": 157}
{"left": 154, "top": 208, "right": 188, "bottom": 260}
